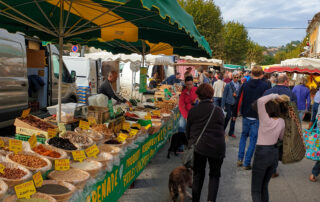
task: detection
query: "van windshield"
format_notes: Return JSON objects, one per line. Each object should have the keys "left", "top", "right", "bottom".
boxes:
{"left": 52, "top": 54, "right": 73, "bottom": 83}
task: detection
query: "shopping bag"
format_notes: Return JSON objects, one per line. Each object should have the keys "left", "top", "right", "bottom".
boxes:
{"left": 304, "top": 118, "right": 320, "bottom": 161}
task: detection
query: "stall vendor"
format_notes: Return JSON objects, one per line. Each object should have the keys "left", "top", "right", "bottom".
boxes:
{"left": 99, "top": 70, "right": 127, "bottom": 103}
{"left": 162, "top": 72, "right": 181, "bottom": 85}
{"left": 149, "top": 72, "right": 160, "bottom": 89}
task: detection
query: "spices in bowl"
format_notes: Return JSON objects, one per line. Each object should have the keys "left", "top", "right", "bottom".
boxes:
{"left": 70, "top": 161, "right": 100, "bottom": 171}
{"left": 61, "top": 132, "right": 92, "bottom": 145}
{"left": 9, "top": 154, "right": 47, "bottom": 168}
{"left": 33, "top": 145, "right": 61, "bottom": 158}
{"left": 48, "top": 137, "right": 77, "bottom": 151}
{"left": 37, "top": 184, "right": 70, "bottom": 195}
{"left": 104, "top": 139, "right": 121, "bottom": 145}
{"left": 0, "top": 168, "right": 26, "bottom": 179}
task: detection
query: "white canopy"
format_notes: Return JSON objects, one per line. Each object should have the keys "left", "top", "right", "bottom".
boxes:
{"left": 180, "top": 56, "right": 223, "bottom": 65}
{"left": 281, "top": 57, "right": 320, "bottom": 70}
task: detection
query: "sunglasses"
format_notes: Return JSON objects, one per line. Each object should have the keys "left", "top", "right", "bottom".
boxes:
{"left": 234, "top": 77, "right": 239, "bottom": 79}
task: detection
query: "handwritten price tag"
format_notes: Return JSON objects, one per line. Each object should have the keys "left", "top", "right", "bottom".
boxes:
{"left": 28, "top": 135, "right": 37, "bottom": 149}
{"left": 88, "top": 117, "right": 97, "bottom": 126}
{"left": 79, "top": 120, "right": 90, "bottom": 130}
{"left": 85, "top": 144, "right": 99, "bottom": 158}
{"left": 72, "top": 150, "right": 87, "bottom": 162}
{"left": 122, "top": 122, "right": 131, "bottom": 131}
{"left": 21, "top": 108, "right": 31, "bottom": 119}
{"left": 144, "top": 115, "right": 152, "bottom": 120}
{"left": 47, "top": 128, "right": 57, "bottom": 139}
{"left": 131, "top": 123, "right": 141, "bottom": 129}
{"left": 58, "top": 123, "right": 66, "bottom": 132}
{"left": 117, "top": 133, "right": 128, "bottom": 143}
{"left": 129, "top": 129, "right": 139, "bottom": 137}
{"left": 152, "top": 110, "right": 161, "bottom": 116}
{"left": 15, "top": 180, "right": 36, "bottom": 199}
{"left": 0, "top": 163, "right": 5, "bottom": 174}
{"left": 32, "top": 171, "right": 43, "bottom": 188}
{"left": 0, "top": 138, "right": 4, "bottom": 148}
{"left": 9, "top": 139, "right": 22, "bottom": 154}
{"left": 55, "top": 159, "right": 70, "bottom": 171}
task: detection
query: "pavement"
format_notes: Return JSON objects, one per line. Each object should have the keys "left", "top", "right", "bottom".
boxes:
{"left": 119, "top": 118, "right": 320, "bottom": 202}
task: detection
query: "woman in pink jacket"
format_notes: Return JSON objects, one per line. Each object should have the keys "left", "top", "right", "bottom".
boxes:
{"left": 178, "top": 76, "right": 198, "bottom": 133}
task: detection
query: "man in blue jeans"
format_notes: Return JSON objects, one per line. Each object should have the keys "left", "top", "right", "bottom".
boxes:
{"left": 233, "top": 66, "right": 270, "bottom": 170}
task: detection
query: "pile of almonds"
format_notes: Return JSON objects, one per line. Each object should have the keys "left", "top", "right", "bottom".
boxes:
{"left": 9, "top": 154, "right": 47, "bottom": 168}
{"left": 0, "top": 168, "right": 26, "bottom": 179}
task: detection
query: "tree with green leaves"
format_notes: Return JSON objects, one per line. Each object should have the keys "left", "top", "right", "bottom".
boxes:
{"left": 223, "top": 21, "right": 249, "bottom": 64}
{"left": 178, "top": 0, "right": 224, "bottom": 58}
{"left": 246, "top": 40, "right": 264, "bottom": 66}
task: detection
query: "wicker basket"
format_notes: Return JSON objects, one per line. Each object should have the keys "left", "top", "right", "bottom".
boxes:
{"left": 30, "top": 144, "right": 68, "bottom": 163}
{"left": 0, "top": 161, "right": 32, "bottom": 187}
{"left": 87, "top": 106, "right": 109, "bottom": 124}
{"left": 0, "top": 179, "right": 8, "bottom": 199}
{"left": 98, "top": 145, "right": 121, "bottom": 156}
{"left": 70, "top": 160, "right": 103, "bottom": 178}
{"left": 48, "top": 168, "right": 90, "bottom": 189}
{"left": 60, "top": 131, "right": 94, "bottom": 149}
{"left": 0, "top": 137, "right": 32, "bottom": 156}
{"left": 38, "top": 180, "right": 76, "bottom": 202}
{"left": 6, "top": 151, "right": 52, "bottom": 174}
{"left": 4, "top": 192, "right": 57, "bottom": 202}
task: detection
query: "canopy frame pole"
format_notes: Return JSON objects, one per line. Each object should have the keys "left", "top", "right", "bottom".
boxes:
{"left": 33, "top": 0, "right": 59, "bottom": 34}
{"left": 57, "top": 0, "right": 64, "bottom": 123}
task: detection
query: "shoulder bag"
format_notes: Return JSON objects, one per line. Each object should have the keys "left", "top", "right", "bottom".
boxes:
{"left": 183, "top": 104, "right": 216, "bottom": 168}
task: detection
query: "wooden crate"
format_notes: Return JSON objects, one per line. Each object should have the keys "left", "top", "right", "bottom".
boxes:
{"left": 87, "top": 106, "right": 109, "bottom": 124}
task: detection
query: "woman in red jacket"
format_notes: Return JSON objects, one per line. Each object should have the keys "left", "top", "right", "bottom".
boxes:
{"left": 178, "top": 76, "right": 198, "bottom": 133}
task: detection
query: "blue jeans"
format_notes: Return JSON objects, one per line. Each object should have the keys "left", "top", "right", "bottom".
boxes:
{"left": 312, "top": 161, "right": 320, "bottom": 177}
{"left": 178, "top": 116, "right": 186, "bottom": 133}
{"left": 214, "top": 97, "right": 222, "bottom": 107}
{"left": 238, "top": 118, "right": 259, "bottom": 167}
{"left": 311, "top": 103, "right": 319, "bottom": 123}
{"left": 298, "top": 110, "right": 306, "bottom": 122}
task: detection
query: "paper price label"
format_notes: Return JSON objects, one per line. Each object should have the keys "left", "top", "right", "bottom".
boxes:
{"left": 131, "top": 123, "right": 141, "bottom": 129}
{"left": 55, "top": 159, "right": 70, "bottom": 171}
{"left": 145, "top": 124, "right": 151, "bottom": 130}
{"left": 0, "top": 138, "right": 4, "bottom": 148}
{"left": 72, "top": 150, "right": 87, "bottom": 162}
{"left": 58, "top": 123, "right": 66, "bottom": 132}
{"left": 122, "top": 122, "right": 131, "bottom": 131}
{"left": 48, "top": 128, "right": 57, "bottom": 139}
{"left": 28, "top": 135, "right": 37, "bottom": 149}
{"left": 21, "top": 108, "right": 30, "bottom": 119}
{"left": 15, "top": 180, "right": 36, "bottom": 199}
{"left": 117, "top": 133, "right": 128, "bottom": 143}
{"left": 9, "top": 139, "right": 22, "bottom": 154}
{"left": 0, "top": 163, "right": 5, "bottom": 174}
{"left": 144, "top": 115, "right": 152, "bottom": 120}
{"left": 152, "top": 110, "right": 161, "bottom": 116}
{"left": 129, "top": 129, "right": 139, "bottom": 137}
{"left": 32, "top": 171, "right": 43, "bottom": 188}
{"left": 79, "top": 120, "right": 90, "bottom": 130}
{"left": 88, "top": 117, "right": 97, "bottom": 126}
{"left": 85, "top": 144, "right": 99, "bottom": 158}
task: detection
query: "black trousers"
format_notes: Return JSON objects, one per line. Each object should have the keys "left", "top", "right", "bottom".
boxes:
{"left": 224, "top": 103, "right": 236, "bottom": 135}
{"left": 192, "top": 152, "right": 224, "bottom": 202}
{"left": 251, "top": 145, "right": 278, "bottom": 202}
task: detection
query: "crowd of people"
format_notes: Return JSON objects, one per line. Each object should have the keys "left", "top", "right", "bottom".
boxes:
{"left": 176, "top": 65, "right": 319, "bottom": 202}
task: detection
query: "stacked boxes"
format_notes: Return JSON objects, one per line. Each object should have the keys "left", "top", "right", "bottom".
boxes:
{"left": 77, "top": 86, "right": 90, "bottom": 104}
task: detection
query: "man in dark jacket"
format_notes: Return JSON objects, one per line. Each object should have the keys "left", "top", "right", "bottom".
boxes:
{"left": 99, "top": 70, "right": 126, "bottom": 103}
{"left": 233, "top": 66, "right": 270, "bottom": 170}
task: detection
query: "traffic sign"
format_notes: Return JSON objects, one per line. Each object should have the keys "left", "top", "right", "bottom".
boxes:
{"left": 72, "top": 45, "right": 78, "bottom": 53}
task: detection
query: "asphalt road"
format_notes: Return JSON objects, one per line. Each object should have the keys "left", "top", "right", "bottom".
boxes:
{"left": 119, "top": 118, "right": 320, "bottom": 202}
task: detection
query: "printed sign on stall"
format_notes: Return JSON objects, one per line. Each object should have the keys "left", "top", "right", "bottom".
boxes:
{"left": 32, "top": 171, "right": 43, "bottom": 188}
{"left": 72, "top": 150, "right": 87, "bottom": 162}
{"left": 55, "top": 159, "right": 70, "bottom": 171}
{"left": 85, "top": 144, "right": 99, "bottom": 158}
{"left": 9, "top": 139, "right": 22, "bottom": 154}
{"left": 15, "top": 180, "right": 36, "bottom": 199}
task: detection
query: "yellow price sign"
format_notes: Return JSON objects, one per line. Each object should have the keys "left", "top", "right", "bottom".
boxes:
{"left": 58, "top": 123, "right": 66, "bottom": 132}
{"left": 9, "top": 139, "right": 22, "bottom": 154}
{"left": 122, "top": 122, "right": 131, "bottom": 131}
{"left": 32, "top": 171, "right": 43, "bottom": 188}
{"left": 131, "top": 123, "right": 141, "bottom": 129}
{"left": 47, "top": 128, "right": 57, "bottom": 139}
{"left": 0, "top": 138, "right": 4, "bottom": 148}
{"left": 15, "top": 180, "right": 36, "bottom": 199}
{"left": 88, "top": 117, "right": 97, "bottom": 126}
{"left": 55, "top": 159, "right": 70, "bottom": 171}
{"left": 129, "top": 129, "right": 139, "bottom": 137}
{"left": 85, "top": 144, "right": 99, "bottom": 158}
{"left": 145, "top": 124, "right": 151, "bottom": 130}
{"left": 28, "top": 135, "right": 37, "bottom": 149}
{"left": 21, "top": 108, "right": 31, "bottom": 119}
{"left": 144, "top": 115, "right": 152, "bottom": 120}
{"left": 117, "top": 133, "right": 128, "bottom": 143}
{"left": 72, "top": 150, "right": 87, "bottom": 162}
{"left": 0, "top": 163, "right": 5, "bottom": 174}
{"left": 152, "top": 110, "right": 161, "bottom": 116}
{"left": 79, "top": 120, "right": 90, "bottom": 130}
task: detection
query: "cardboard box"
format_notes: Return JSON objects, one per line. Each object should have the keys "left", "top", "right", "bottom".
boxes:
{"left": 27, "top": 49, "right": 45, "bottom": 68}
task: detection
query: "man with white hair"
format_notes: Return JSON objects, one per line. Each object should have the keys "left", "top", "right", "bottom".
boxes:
{"left": 222, "top": 71, "right": 240, "bottom": 138}
{"left": 292, "top": 77, "right": 311, "bottom": 121}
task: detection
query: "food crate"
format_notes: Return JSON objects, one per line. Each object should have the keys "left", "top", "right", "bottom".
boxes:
{"left": 87, "top": 106, "right": 110, "bottom": 124}
{"left": 15, "top": 134, "right": 46, "bottom": 144}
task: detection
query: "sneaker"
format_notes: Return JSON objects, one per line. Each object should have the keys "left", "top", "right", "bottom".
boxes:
{"left": 229, "top": 134, "right": 236, "bottom": 138}
{"left": 272, "top": 173, "right": 279, "bottom": 178}
{"left": 237, "top": 160, "right": 243, "bottom": 167}
{"left": 309, "top": 174, "right": 316, "bottom": 182}
{"left": 243, "top": 165, "right": 252, "bottom": 170}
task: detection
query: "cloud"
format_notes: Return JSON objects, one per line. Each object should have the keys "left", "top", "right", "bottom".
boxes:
{"left": 214, "top": 0, "right": 320, "bottom": 46}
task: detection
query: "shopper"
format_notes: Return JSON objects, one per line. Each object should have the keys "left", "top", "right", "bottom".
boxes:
{"left": 309, "top": 161, "right": 320, "bottom": 182}
{"left": 222, "top": 71, "right": 240, "bottom": 138}
{"left": 223, "top": 71, "right": 232, "bottom": 83}
{"left": 186, "top": 83, "right": 225, "bottom": 202}
{"left": 251, "top": 94, "right": 285, "bottom": 202}
{"left": 212, "top": 72, "right": 226, "bottom": 107}
{"left": 162, "top": 72, "right": 181, "bottom": 85}
{"left": 149, "top": 72, "right": 160, "bottom": 89}
{"left": 292, "top": 78, "right": 311, "bottom": 121}
{"left": 178, "top": 76, "right": 198, "bottom": 133}
{"left": 184, "top": 67, "right": 193, "bottom": 79}
{"left": 233, "top": 66, "right": 270, "bottom": 170}
{"left": 311, "top": 88, "right": 320, "bottom": 125}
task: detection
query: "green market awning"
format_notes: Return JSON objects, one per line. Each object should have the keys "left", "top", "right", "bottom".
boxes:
{"left": 224, "top": 64, "right": 247, "bottom": 70}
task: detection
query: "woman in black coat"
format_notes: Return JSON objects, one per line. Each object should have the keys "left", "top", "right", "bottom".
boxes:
{"left": 186, "top": 83, "right": 226, "bottom": 202}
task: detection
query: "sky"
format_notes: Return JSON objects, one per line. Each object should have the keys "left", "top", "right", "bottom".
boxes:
{"left": 214, "top": 0, "right": 320, "bottom": 47}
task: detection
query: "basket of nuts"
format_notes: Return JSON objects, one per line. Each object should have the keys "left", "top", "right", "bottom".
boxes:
{"left": 0, "top": 160, "right": 32, "bottom": 187}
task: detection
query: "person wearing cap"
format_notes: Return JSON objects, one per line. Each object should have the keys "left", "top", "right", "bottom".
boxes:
{"left": 162, "top": 72, "right": 181, "bottom": 85}
{"left": 184, "top": 67, "right": 193, "bottom": 78}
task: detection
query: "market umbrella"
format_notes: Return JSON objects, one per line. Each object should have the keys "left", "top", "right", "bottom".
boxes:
{"left": 279, "top": 58, "right": 320, "bottom": 74}
{"left": 0, "top": 0, "right": 212, "bottom": 122}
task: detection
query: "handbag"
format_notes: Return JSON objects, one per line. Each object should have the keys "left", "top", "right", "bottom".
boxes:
{"left": 183, "top": 104, "right": 216, "bottom": 168}
{"left": 304, "top": 117, "right": 320, "bottom": 161}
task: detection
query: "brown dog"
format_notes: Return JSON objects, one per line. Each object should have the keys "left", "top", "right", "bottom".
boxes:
{"left": 169, "top": 166, "right": 192, "bottom": 202}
